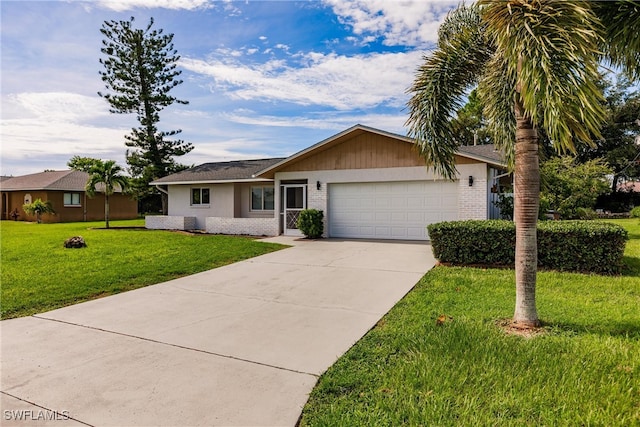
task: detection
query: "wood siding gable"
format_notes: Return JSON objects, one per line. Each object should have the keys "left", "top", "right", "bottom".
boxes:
{"left": 276, "top": 132, "right": 479, "bottom": 173}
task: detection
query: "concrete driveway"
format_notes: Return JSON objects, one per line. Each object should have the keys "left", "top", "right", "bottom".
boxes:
{"left": 1, "top": 237, "right": 435, "bottom": 426}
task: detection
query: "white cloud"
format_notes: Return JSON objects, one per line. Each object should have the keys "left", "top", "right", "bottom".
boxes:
{"left": 324, "top": 0, "right": 457, "bottom": 47}
{"left": 5, "top": 92, "right": 109, "bottom": 122}
{"left": 1, "top": 92, "right": 132, "bottom": 173}
{"left": 222, "top": 111, "right": 407, "bottom": 134}
{"left": 180, "top": 50, "right": 423, "bottom": 110}
{"left": 95, "top": 0, "right": 212, "bottom": 11}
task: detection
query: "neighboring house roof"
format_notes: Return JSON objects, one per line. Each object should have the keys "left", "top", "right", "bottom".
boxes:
{"left": 0, "top": 170, "right": 116, "bottom": 193}
{"left": 150, "top": 158, "right": 287, "bottom": 185}
{"left": 255, "top": 124, "right": 507, "bottom": 178}
{"left": 619, "top": 181, "right": 640, "bottom": 192}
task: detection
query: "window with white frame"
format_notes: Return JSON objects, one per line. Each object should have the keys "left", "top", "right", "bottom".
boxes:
{"left": 64, "top": 192, "right": 81, "bottom": 207}
{"left": 191, "top": 188, "right": 210, "bottom": 206}
{"left": 251, "top": 186, "right": 274, "bottom": 211}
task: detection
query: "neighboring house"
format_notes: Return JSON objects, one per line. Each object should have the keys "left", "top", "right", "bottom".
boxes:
{"left": 147, "top": 124, "right": 510, "bottom": 240}
{"left": 1, "top": 170, "right": 137, "bottom": 223}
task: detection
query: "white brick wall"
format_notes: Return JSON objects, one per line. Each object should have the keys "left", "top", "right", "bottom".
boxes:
{"left": 206, "top": 217, "right": 278, "bottom": 236}
{"left": 306, "top": 183, "right": 329, "bottom": 238}
{"left": 458, "top": 177, "right": 487, "bottom": 219}
{"left": 145, "top": 216, "right": 197, "bottom": 230}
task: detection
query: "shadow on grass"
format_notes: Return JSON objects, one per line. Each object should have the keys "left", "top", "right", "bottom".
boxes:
{"left": 542, "top": 320, "right": 640, "bottom": 339}
{"left": 620, "top": 255, "right": 640, "bottom": 277}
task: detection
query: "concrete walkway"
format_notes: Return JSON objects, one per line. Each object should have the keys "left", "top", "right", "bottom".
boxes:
{"left": 1, "top": 237, "right": 435, "bottom": 426}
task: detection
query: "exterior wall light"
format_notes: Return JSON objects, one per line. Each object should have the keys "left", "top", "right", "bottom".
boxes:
{"left": 468, "top": 176, "right": 474, "bottom": 187}
{"left": 316, "top": 180, "right": 321, "bottom": 190}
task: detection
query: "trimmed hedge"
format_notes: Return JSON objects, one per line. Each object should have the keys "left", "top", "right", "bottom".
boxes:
{"left": 427, "top": 220, "right": 628, "bottom": 274}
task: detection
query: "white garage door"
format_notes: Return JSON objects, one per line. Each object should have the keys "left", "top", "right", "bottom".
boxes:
{"left": 328, "top": 181, "right": 459, "bottom": 240}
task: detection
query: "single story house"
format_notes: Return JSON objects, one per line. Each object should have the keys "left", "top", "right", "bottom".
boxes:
{"left": 1, "top": 170, "right": 138, "bottom": 223}
{"left": 147, "top": 124, "right": 510, "bottom": 240}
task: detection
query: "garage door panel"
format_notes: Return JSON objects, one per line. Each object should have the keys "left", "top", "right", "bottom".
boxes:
{"left": 406, "top": 212, "right": 424, "bottom": 222}
{"left": 391, "top": 212, "right": 407, "bottom": 222}
{"left": 329, "top": 181, "right": 459, "bottom": 240}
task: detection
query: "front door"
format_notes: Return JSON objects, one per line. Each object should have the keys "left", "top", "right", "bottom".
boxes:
{"left": 283, "top": 185, "right": 306, "bottom": 236}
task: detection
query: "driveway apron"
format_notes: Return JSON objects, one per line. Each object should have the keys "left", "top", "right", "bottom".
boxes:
{"left": 1, "top": 237, "right": 435, "bottom": 426}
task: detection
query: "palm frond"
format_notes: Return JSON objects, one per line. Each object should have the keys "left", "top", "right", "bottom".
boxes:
{"left": 406, "top": 4, "right": 493, "bottom": 179}
{"left": 596, "top": 0, "right": 640, "bottom": 80}
{"left": 478, "top": 51, "right": 517, "bottom": 169}
{"left": 481, "top": 0, "right": 606, "bottom": 153}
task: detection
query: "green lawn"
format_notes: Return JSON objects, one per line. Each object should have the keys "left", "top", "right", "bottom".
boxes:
{"left": 0, "top": 220, "right": 285, "bottom": 319}
{"left": 300, "top": 219, "right": 640, "bottom": 426}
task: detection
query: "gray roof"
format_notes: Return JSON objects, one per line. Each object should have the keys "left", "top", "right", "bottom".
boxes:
{"left": 457, "top": 144, "right": 506, "bottom": 167}
{"left": 0, "top": 170, "right": 116, "bottom": 193}
{"left": 151, "top": 158, "right": 287, "bottom": 184}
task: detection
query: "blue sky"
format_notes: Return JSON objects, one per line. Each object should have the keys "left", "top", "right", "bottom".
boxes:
{"left": 1, "top": 0, "right": 458, "bottom": 176}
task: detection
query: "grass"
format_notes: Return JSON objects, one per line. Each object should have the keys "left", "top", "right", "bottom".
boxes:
{"left": 300, "top": 219, "right": 640, "bottom": 426}
{"left": 0, "top": 219, "right": 285, "bottom": 319}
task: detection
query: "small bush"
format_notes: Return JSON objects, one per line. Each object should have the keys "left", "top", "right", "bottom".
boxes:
{"left": 297, "top": 209, "right": 324, "bottom": 239}
{"left": 630, "top": 206, "right": 640, "bottom": 218}
{"left": 428, "top": 220, "right": 628, "bottom": 274}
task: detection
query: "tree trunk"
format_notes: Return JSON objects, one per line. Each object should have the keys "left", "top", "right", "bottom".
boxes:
{"left": 612, "top": 174, "right": 620, "bottom": 194}
{"left": 105, "top": 194, "right": 110, "bottom": 229}
{"left": 513, "top": 98, "right": 541, "bottom": 328}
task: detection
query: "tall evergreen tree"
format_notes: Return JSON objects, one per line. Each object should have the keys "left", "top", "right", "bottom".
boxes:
{"left": 98, "top": 17, "right": 192, "bottom": 214}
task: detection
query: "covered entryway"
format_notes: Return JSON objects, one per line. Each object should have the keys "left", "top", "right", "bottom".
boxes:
{"left": 283, "top": 184, "right": 307, "bottom": 236}
{"left": 328, "top": 180, "right": 459, "bottom": 240}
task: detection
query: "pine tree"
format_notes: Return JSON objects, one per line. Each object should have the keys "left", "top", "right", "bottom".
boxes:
{"left": 99, "top": 17, "right": 192, "bottom": 214}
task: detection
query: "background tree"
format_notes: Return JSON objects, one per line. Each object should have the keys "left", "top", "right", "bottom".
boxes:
{"left": 540, "top": 157, "right": 612, "bottom": 219}
{"left": 68, "top": 156, "right": 101, "bottom": 173}
{"left": 99, "top": 17, "right": 192, "bottom": 214}
{"left": 449, "top": 89, "right": 491, "bottom": 146}
{"left": 23, "top": 199, "right": 55, "bottom": 224}
{"left": 71, "top": 159, "right": 130, "bottom": 229}
{"left": 578, "top": 74, "right": 640, "bottom": 192}
{"left": 407, "top": 1, "right": 639, "bottom": 329}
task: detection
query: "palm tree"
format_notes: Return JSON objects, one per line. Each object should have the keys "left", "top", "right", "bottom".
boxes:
{"left": 86, "top": 160, "right": 130, "bottom": 229}
{"left": 22, "top": 199, "right": 55, "bottom": 224}
{"left": 407, "top": 0, "right": 639, "bottom": 329}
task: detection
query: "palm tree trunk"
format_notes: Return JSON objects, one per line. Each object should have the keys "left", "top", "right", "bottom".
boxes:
{"left": 105, "top": 194, "right": 110, "bottom": 229}
{"left": 513, "top": 98, "right": 541, "bottom": 328}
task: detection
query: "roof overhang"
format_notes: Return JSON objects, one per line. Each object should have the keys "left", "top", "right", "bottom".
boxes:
{"left": 151, "top": 178, "right": 274, "bottom": 186}
{"left": 457, "top": 152, "right": 507, "bottom": 169}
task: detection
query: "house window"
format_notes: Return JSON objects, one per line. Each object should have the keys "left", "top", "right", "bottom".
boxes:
{"left": 251, "top": 186, "right": 274, "bottom": 211}
{"left": 64, "top": 192, "right": 81, "bottom": 207}
{"left": 191, "top": 188, "right": 210, "bottom": 206}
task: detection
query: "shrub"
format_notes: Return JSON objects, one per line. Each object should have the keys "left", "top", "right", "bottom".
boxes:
{"left": 428, "top": 220, "right": 515, "bottom": 266}
{"left": 630, "top": 206, "right": 640, "bottom": 218}
{"left": 428, "top": 220, "right": 628, "bottom": 274}
{"left": 297, "top": 209, "right": 324, "bottom": 239}
{"left": 537, "top": 221, "right": 628, "bottom": 274}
